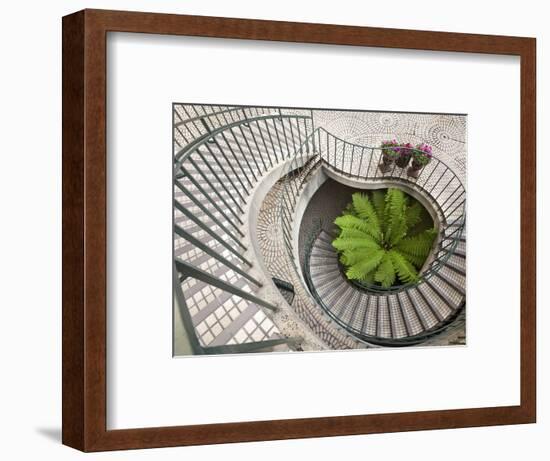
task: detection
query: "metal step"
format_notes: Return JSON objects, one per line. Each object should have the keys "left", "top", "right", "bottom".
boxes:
{"left": 388, "top": 294, "right": 408, "bottom": 338}
{"left": 397, "top": 291, "right": 424, "bottom": 335}
{"left": 376, "top": 296, "right": 392, "bottom": 338}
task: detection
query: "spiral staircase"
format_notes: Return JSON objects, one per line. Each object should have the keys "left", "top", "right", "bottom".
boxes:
{"left": 173, "top": 105, "right": 466, "bottom": 355}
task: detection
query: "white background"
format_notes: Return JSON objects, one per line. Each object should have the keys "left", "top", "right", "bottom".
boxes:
{"left": 0, "top": 0, "right": 547, "bottom": 459}
{"left": 108, "top": 33, "right": 520, "bottom": 429}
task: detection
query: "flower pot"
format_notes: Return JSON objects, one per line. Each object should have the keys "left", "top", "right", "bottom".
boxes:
{"left": 379, "top": 153, "right": 394, "bottom": 173}
{"left": 407, "top": 160, "right": 424, "bottom": 178}
{"left": 395, "top": 153, "right": 411, "bottom": 168}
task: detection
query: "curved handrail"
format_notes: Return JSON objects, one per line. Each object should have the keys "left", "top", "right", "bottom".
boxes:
{"left": 175, "top": 105, "right": 260, "bottom": 127}
{"left": 344, "top": 215, "right": 465, "bottom": 294}
{"left": 276, "top": 130, "right": 321, "bottom": 274}
{"left": 173, "top": 108, "right": 316, "bottom": 352}
{"left": 174, "top": 110, "right": 315, "bottom": 294}
{"left": 314, "top": 127, "right": 465, "bottom": 188}
{"left": 303, "top": 214, "right": 464, "bottom": 297}
{"left": 174, "top": 105, "right": 276, "bottom": 150}
{"left": 299, "top": 127, "right": 466, "bottom": 294}
{"left": 174, "top": 113, "right": 313, "bottom": 172}
{"left": 173, "top": 106, "right": 466, "bottom": 348}
{"left": 302, "top": 225, "right": 465, "bottom": 346}
{"left": 279, "top": 127, "right": 465, "bottom": 294}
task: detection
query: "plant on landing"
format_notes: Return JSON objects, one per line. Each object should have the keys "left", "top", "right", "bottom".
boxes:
{"left": 395, "top": 142, "right": 414, "bottom": 168}
{"left": 411, "top": 143, "right": 433, "bottom": 167}
{"left": 332, "top": 189, "right": 437, "bottom": 288}
{"left": 380, "top": 139, "right": 400, "bottom": 161}
{"left": 407, "top": 143, "right": 433, "bottom": 178}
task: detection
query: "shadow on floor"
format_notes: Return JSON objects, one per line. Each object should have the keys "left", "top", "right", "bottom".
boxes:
{"left": 35, "top": 427, "right": 61, "bottom": 443}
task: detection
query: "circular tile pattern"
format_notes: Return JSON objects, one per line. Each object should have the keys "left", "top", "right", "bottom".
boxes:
{"left": 418, "top": 116, "right": 466, "bottom": 155}
{"left": 313, "top": 110, "right": 466, "bottom": 180}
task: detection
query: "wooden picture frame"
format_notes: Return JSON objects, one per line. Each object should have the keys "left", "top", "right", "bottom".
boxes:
{"left": 62, "top": 9, "right": 536, "bottom": 452}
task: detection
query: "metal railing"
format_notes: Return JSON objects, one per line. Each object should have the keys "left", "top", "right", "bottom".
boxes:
{"left": 279, "top": 127, "right": 466, "bottom": 294}
{"left": 173, "top": 105, "right": 466, "bottom": 350}
{"left": 301, "top": 225, "right": 465, "bottom": 346}
{"left": 173, "top": 105, "right": 314, "bottom": 353}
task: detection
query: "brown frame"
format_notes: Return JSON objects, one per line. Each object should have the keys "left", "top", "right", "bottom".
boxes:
{"left": 62, "top": 8, "right": 536, "bottom": 452}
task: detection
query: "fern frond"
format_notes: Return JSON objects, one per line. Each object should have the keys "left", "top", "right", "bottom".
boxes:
{"left": 334, "top": 214, "right": 381, "bottom": 242}
{"left": 395, "top": 228, "right": 436, "bottom": 257}
{"left": 405, "top": 201, "right": 422, "bottom": 230}
{"left": 374, "top": 253, "right": 396, "bottom": 288}
{"left": 359, "top": 269, "right": 376, "bottom": 284}
{"left": 332, "top": 236, "right": 380, "bottom": 252}
{"left": 371, "top": 189, "right": 386, "bottom": 233}
{"left": 339, "top": 247, "right": 380, "bottom": 266}
{"left": 345, "top": 248, "right": 385, "bottom": 280}
{"left": 337, "top": 228, "right": 375, "bottom": 240}
{"left": 397, "top": 250, "right": 427, "bottom": 268}
{"left": 388, "top": 250, "right": 419, "bottom": 284}
{"left": 351, "top": 193, "right": 380, "bottom": 236}
{"left": 385, "top": 188, "right": 408, "bottom": 245}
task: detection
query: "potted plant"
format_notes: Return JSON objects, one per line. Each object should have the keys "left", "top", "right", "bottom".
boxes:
{"left": 378, "top": 139, "right": 400, "bottom": 173}
{"left": 407, "top": 143, "right": 433, "bottom": 178}
{"left": 395, "top": 142, "right": 414, "bottom": 168}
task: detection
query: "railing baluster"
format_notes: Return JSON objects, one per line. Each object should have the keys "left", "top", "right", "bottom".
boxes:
{"left": 255, "top": 120, "right": 274, "bottom": 168}
{"left": 341, "top": 140, "right": 345, "bottom": 172}
{"left": 427, "top": 168, "right": 448, "bottom": 195}
{"left": 173, "top": 106, "right": 183, "bottom": 123}
{"left": 203, "top": 137, "right": 247, "bottom": 201}
{"left": 227, "top": 128, "right": 257, "bottom": 182}
{"left": 288, "top": 118, "right": 298, "bottom": 156}
{"left": 280, "top": 118, "right": 292, "bottom": 159}
{"left": 219, "top": 131, "right": 253, "bottom": 188}
{"left": 439, "top": 184, "right": 461, "bottom": 210}
{"left": 181, "top": 105, "right": 204, "bottom": 139}
{"left": 175, "top": 180, "right": 244, "bottom": 246}
{"left": 445, "top": 198, "right": 466, "bottom": 220}
{"left": 297, "top": 118, "right": 304, "bottom": 154}
{"left": 175, "top": 258, "right": 278, "bottom": 312}
{"left": 333, "top": 135, "right": 337, "bottom": 170}
{"left": 180, "top": 165, "right": 244, "bottom": 229}
{"left": 174, "top": 224, "right": 262, "bottom": 287}
{"left": 194, "top": 148, "right": 244, "bottom": 212}
{"left": 432, "top": 175, "right": 455, "bottom": 203}
{"left": 269, "top": 117, "right": 286, "bottom": 161}
{"left": 262, "top": 119, "right": 279, "bottom": 164}
{"left": 421, "top": 161, "right": 439, "bottom": 189}
{"left": 442, "top": 191, "right": 465, "bottom": 214}
{"left": 174, "top": 201, "right": 250, "bottom": 266}
{"left": 246, "top": 122, "right": 268, "bottom": 172}
{"left": 357, "top": 146, "right": 364, "bottom": 178}
{"left": 236, "top": 125, "right": 265, "bottom": 176}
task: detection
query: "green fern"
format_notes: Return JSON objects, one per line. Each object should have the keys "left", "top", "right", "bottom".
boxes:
{"left": 374, "top": 253, "right": 396, "bottom": 287}
{"left": 345, "top": 248, "right": 385, "bottom": 280}
{"left": 334, "top": 214, "right": 380, "bottom": 240}
{"left": 371, "top": 189, "right": 387, "bottom": 234}
{"left": 332, "top": 189, "right": 436, "bottom": 288}
{"left": 385, "top": 188, "right": 408, "bottom": 245}
{"left": 352, "top": 193, "right": 381, "bottom": 236}
{"left": 388, "top": 250, "right": 419, "bottom": 284}
{"left": 395, "top": 229, "right": 437, "bottom": 257}
{"left": 405, "top": 202, "right": 422, "bottom": 228}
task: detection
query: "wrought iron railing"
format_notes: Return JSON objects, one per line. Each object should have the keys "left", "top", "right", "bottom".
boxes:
{"left": 173, "top": 105, "right": 314, "bottom": 353}
{"left": 173, "top": 104, "right": 466, "bottom": 351}
{"left": 279, "top": 127, "right": 466, "bottom": 294}
{"left": 301, "top": 225, "right": 465, "bottom": 346}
